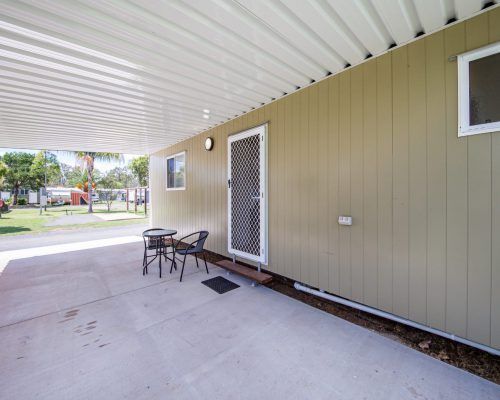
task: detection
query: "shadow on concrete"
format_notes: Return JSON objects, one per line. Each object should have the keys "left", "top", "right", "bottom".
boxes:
{"left": 0, "top": 226, "right": 31, "bottom": 235}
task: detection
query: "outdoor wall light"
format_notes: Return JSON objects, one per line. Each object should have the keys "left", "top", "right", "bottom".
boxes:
{"left": 204, "top": 137, "right": 214, "bottom": 151}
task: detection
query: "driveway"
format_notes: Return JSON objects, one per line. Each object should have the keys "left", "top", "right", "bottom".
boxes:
{"left": 0, "top": 222, "right": 148, "bottom": 252}
{"left": 0, "top": 241, "right": 498, "bottom": 399}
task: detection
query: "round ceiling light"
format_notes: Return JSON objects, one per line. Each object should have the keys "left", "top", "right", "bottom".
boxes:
{"left": 204, "top": 137, "right": 214, "bottom": 151}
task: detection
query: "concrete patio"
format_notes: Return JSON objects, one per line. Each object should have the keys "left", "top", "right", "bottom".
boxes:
{"left": 0, "top": 241, "right": 497, "bottom": 400}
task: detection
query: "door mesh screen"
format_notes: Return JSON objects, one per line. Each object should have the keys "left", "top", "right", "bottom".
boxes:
{"left": 230, "top": 134, "right": 261, "bottom": 256}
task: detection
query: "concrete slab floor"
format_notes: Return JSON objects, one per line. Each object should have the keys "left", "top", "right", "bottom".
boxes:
{"left": 0, "top": 241, "right": 498, "bottom": 399}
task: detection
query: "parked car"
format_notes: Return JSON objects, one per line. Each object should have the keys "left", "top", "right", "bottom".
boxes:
{"left": 91, "top": 193, "right": 99, "bottom": 203}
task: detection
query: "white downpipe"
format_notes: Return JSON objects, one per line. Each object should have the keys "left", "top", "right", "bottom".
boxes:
{"left": 294, "top": 282, "right": 500, "bottom": 356}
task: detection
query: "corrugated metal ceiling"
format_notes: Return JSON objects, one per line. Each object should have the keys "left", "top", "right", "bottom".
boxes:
{"left": 0, "top": 0, "right": 497, "bottom": 154}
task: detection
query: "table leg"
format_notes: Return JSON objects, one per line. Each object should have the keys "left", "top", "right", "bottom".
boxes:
{"left": 159, "top": 246, "right": 162, "bottom": 278}
{"left": 170, "top": 243, "right": 177, "bottom": 273}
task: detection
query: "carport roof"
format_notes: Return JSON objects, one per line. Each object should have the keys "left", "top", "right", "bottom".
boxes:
{"left": 0, "top": 0, "right": 497, "bottom": 154}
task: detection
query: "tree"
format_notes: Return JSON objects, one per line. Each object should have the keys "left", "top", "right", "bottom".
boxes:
{"left": 98, "top": 171, "right": 119, "bottom": 212}
{"left": 60, "top": 163, "right": 79, "bottom": 187}
{"left": 129, "top": 155, "right": 149, "bottom": 187}
{"left": 0, "top": 152, "right": 35, "bottom": 205}
{"left": 0, "top": 159, "right": 6, "bottom": 190}
{"left": 106, "top": 166, "right": 135, "bottom": 189}
{"left": 75, "top": 152, "right": 122, "bottom": 213}
{"left": 30, "top": 151, "right": 61, "bottom": 188}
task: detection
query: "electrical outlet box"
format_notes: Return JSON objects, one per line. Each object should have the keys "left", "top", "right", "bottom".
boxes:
{"left": 338, "top": 216, "right": 352, "bottom": 226}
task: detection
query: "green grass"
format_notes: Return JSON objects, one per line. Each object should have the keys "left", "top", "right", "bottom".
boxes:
{"left": 0, "top": 203, "right": 147, "bottom": 236}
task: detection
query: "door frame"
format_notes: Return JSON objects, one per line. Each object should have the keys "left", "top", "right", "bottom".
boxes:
{"left": 227, "top": 123, "right": 268, "bottom": 264}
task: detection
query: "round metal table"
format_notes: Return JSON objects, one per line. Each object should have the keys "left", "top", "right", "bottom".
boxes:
{"left": 142, "top": 229, "right": 177, "bottom": 278}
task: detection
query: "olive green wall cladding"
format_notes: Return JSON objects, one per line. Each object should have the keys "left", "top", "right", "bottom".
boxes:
{"left": 150, "top": 8, "right": 500, "bottom": 350}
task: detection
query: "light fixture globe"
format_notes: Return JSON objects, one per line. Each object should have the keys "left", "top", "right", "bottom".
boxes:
{"left": 204, "top": 137, "right": 214, "bottom": 151}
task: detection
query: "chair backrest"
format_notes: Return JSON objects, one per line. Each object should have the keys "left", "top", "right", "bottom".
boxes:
{"left": 191, "top": 231, "right": 209, "bottom": 253}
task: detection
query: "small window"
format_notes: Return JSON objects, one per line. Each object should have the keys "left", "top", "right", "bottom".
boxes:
{"left": 166, "top": 151, "right": 186, "bottom": 190}
{"left": 458, "top": 42, "right": 500, "bottom": 137}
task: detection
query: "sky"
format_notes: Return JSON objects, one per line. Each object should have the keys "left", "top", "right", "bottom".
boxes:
{"left": 0, "top": 148, "right": 139, "bottom": 172}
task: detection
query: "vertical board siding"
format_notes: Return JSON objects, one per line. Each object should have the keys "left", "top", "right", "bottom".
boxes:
{"left": 291, "top": 93, "right": 301, "bottom": 280}
{"left": 299, "top": 89, "right": 310, "bottom": 284}
{"left": 149, "top": 10, "right": 500, "bottom": 350}
{"left": 392, "top": 46, "right": 410, "bottom": 319}
{"left": 408, "top": 39, "right": 428, "bottom": 326}
{"left": 283, "top": 96, "right": 293, "bottom": 279}
{"left": 308, "top": 83, "right": 319, "bottom": 288}
{"left": 376, "top": 53, "right": 393, "bottom": 313}
{"left": 350, "top": 66, "right": 364, "bottom": 303}
{"left": 328, "top": 76, "right": 340, "bottom": 294}
{"left": 338, "top": 71, "right": 352, "bottom": 299}
{"left": 318, "top": 80, "right": 330, "bottom": 290}
{"left": 363, "top": 60, "right": 378, "bottom": 308}
{"left": 489, "top": 6, "right": 500, "bottom": 350}
{"left": 465, "top": 13, "right": 492, "bottom": 346}
{"left": 444, "top": 22, "right": 468, "bottom": 339}
{"left": 425, "top": 31, "right": 447, "bottom": 331}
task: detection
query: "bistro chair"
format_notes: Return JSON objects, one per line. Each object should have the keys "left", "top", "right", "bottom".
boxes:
{"left": 142, "top": 228, "right": 174, "bottom": 277}
{"left": 171, "top": 231, "right": 209, "bottom": 282}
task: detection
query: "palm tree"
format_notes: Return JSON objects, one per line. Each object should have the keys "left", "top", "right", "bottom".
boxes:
{"left": 75, "top": 152, "right": 122, "bottom": 213}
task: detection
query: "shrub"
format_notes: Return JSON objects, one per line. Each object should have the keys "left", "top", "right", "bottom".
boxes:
{"left": 17, "top": 198, "right": 27, "bottom": 205}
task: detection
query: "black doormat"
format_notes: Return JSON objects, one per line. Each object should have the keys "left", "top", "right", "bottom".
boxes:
{"left": 201, "top": 276, "right": 240, "bottom": 294}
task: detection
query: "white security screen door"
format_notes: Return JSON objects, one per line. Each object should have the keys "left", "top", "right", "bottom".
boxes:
{"left": 228, "top": 124, "right": 268, "bottom": 264}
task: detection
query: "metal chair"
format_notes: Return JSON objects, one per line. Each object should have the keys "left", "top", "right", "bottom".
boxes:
{"left": 142, "top": 228, "right": 174, "bottom": 277}
{"left": 171, "top": 231, "right": 209, "bottom": 282}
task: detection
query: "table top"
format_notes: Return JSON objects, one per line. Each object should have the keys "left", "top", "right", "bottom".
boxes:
{"left": 143, "top": 229, "right": 177, "bottom": 238}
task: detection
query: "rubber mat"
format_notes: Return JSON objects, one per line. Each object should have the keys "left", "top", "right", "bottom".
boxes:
{"left": 201, "top": 276, "right": 240, "bottom": 294}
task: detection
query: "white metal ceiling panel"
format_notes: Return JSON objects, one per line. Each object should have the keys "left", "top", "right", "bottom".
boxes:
{"left": 235, "top": 0, "right": 345, "bottom": 73}
{"left": 123, "top": 0, "right": 311, "bottom": 86}
{"left": 370, "top": 0, "right": 422, "bottom": 44}
{"left": 454, "top": 0, "right": 489, "bottom": 19}
{"left": 284, "top": 0, "right": 367, "bottom": 66}
{"left": 413, "top": 0, "right": 454, "bottom": 33}
{"left": 183, "top": 0, "right": 326, "bottom": 80}
{"left": 0, "top": 0, "right": 497, "bottom": 154}
{"left": 326, "top": 0, "right": 392, "bottom": 55}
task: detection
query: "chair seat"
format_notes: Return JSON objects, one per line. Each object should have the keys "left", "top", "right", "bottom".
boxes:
{"left": 176, "top": 247, "right": 196, "bottom": 255}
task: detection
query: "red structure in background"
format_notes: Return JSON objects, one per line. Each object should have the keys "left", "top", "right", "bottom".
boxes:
{"left": 70, "top": 191, "right": 88, "bottom": 205}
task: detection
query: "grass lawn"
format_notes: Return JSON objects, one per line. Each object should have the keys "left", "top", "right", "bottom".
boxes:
{"left": 0, "top": 203, "right": 147, "bottom": 236}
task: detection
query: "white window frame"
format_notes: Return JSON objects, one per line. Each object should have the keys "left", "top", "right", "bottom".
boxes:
{"left": 166, "top": 151, "right": 186, "bottom": 191}
{"left": 458, "top": 42, "right": 500, "bottom": 137}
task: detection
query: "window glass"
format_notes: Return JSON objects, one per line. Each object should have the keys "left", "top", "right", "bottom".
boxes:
{"left": 167, "top": 157, "right": 175, "bottom": 188}
{"left": 469, "top": 52, "right": 500, "bottom": 126}
{"left": 166, "top": 152, "right": 185, "bottom": 190}
{"left": 174, "top": 153, "right": 185, "bottom": 188}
